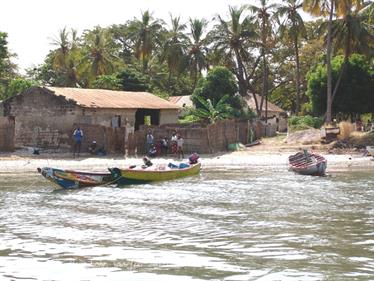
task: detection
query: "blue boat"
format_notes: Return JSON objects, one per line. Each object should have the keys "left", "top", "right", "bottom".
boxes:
{"left": 38, "top": 167, "right": 116, "bottom": 189}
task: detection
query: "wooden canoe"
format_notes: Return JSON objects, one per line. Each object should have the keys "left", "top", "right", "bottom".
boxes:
{"left": 288, "top": 151, "right": 327, "bottom": 176}
{"left": 38, "top": 167, "right": 115, "bottom": 189}
{"left": 110, "top": 162, "right": 201, "bottom": 185}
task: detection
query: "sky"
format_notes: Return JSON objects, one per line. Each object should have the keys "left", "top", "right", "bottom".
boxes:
{"left": 1, "top": 0, "right": 311, "bottom": 73}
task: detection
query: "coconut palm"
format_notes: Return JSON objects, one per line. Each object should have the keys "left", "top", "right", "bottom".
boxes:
{"left": 127, "top": 10, "right": 164, "bottom": 73}
{"left": 82, "top": 27, "right": 116, "bottom": 81}
{"left": 329, "top": 2, "right": 373, "bottom": 100}
{"left": 303, "top": 0, "right": 364, "bottom": 123}
{"left": 161, "top": 15, "right": 188, "bottom": 92}
{"left": 209, "top": 6, "right": 257, "bottom": 99}
{"left": 248, "top": 0, "right": 278, "bottom": 119}
{"left": 50, "top": 28, "right": 81, "bottom": 87}
{"left": 187, "top": 18, "right": 208, "bottom": 91}
{"left": 276, "top": 0, "right": 306, "bottom": 115}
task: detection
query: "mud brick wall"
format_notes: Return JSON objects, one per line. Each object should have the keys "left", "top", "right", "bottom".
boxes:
{"left": 0, "top": 116, "right": 15, "bottom": 151}
{"left": 75, "top": 124, "right": 126, "bottom": 154}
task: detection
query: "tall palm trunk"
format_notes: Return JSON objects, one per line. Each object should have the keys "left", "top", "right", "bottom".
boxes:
{"left": 293, "top": 26, "right": 301, "bottom": 115}
{"left": 325, "top": 1, "right": 334, "bottom": 124}
{"left": 260, "top": 15, "right": 268, "bottom": 119}
{"left": 234, "top": 48, "right": 247, "bottom": 98}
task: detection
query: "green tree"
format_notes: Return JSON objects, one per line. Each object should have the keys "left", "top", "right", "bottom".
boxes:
{"left": 190, "top": 94, "right": 235, "bottom": 124}
{"left": 276, "top": 0, "right": 306, "bottom": 115}
{"left": 49, "top": 28, "right": 82, "bottom": 87}
{"left": 0, "top": 31, "right": 17, "bottom": 97}
{"left": 161, "top": 15, "right": 187, "bottom": 93}
{"left": 82, "top": 27, "right": 117, "bottom": 84}
{"left": 117, "top": 67, "right": 150, "bottom": 91}
{"left": 127, "top": 10, "right": 164, "bottom": 73}
{"left": 306, "top": 54, "right": 374, "bottom": 117}
{"left": 5, "top": 78, "right": 38, "bottom": 99}
{"left": 187, "top": 18, "right": 208, "bottom": 91}
{"left": 209, "top": 6, "right": 257, "bottom": 99}
{"left": 248, "top": 0, "right": 278, "bottom": 119}
{"left": 303, "top": 0, "right": 364, "bottom": 123}
{"left": 92, "top": 74, "right": 121, "bottom": 90}
{"left": 192, "top": 66, "right": 242, "bottom": 113}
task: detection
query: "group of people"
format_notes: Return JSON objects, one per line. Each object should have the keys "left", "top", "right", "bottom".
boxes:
{"left": 146, "top": 130, "right": 184, "bottom": 159}
{"left": 72, "top": 126, "right": 186, "bottom": 160}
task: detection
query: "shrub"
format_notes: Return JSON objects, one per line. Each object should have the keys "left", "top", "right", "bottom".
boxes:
{"left": 288, "top": 115, "right": 324, "bottom": 131}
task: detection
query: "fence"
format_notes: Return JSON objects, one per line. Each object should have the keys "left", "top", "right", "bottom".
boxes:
{"left": 127, "top": 119, "right": 263, "bottom": 155}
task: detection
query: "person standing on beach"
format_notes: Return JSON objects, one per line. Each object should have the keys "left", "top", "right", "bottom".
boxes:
{"left": 73, "top": 127, "right": 83, "bottom": 157}
{"left": 177, "top": 134, "right": 184, "bottom": 159}
{"left": 146, "top": 129, "right": 154, "bottom": 155}
{"left": 171, "top": 132, "right": 178, "bottom": 156}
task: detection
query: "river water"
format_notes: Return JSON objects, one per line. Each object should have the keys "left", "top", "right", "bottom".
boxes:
{"left": 0, "top": 168, "right": 373, "bottom": 281}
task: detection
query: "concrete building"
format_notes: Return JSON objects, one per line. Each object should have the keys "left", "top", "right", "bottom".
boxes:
{"left": 3, "top": 86, "right": 179, "bottom": 148}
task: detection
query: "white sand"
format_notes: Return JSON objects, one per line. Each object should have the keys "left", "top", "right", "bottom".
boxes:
{"left": 0, "top": 150, "right": 373, "bottom": 174}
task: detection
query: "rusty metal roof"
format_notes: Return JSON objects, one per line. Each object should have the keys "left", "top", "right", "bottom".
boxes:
{"left": 45, "top": 87, "right": 179, "bottom": 109}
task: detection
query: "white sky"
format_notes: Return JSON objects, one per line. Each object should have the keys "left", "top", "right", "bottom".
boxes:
{"left": 1, "top": 0, "right": 312, "bottom": 73}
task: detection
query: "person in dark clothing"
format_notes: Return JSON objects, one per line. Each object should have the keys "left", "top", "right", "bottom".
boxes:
{"left": 142, "top": 157, "right": 153, "bottom": 168}
{"left": 73, "top": 127, "right": 83, "bottom": 157}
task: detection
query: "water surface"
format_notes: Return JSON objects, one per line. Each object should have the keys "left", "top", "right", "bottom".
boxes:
{"left": 0, "top": 168, "right": 373, "bottom": 280}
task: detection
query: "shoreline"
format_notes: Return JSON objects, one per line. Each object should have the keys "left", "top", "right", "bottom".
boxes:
{"left": 0, "top": 149, "right": 373, "bottom": 174}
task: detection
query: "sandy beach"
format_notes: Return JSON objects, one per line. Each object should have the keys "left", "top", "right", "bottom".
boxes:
{"left": 0, "top": 143, "right": 373, "bottom": 174}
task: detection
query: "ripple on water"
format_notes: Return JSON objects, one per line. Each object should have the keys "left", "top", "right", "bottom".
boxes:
{"left": 0, "top": 168, "right": 373, "bottom": 280}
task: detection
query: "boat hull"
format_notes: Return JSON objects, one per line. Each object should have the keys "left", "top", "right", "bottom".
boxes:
{"left": 289, "top": 152, "right": 327, "bottom": 176}
{"left": 111, "top": 163, "right": 201, "bottom": 185}
{"left": 38, "top": 167, "right": 115, "bottom": 189}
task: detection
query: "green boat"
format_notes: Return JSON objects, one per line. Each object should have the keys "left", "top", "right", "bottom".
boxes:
{"left": 110, "top": 162, "right": 201, "bottom": 185}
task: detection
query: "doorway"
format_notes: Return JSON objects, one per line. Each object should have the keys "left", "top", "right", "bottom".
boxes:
{"left": 135, "top": 109, "right": 160, "bottom": 130}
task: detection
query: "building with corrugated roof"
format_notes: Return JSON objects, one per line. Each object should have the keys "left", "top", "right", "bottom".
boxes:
{"left": 3, "top": 86, "right": 179, "bottom": 149}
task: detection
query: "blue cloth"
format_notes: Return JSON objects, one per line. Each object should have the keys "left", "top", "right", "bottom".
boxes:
{"left": 74, "top": 129, "right": 83, "bottom": 142}
{"left": 179, "top": 163, "right": 190, "bottom": 169}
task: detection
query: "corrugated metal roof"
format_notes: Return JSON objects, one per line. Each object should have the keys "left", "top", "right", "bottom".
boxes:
{"left": 45, "top": 87, "right": 179, "bottom": 109}
{"left": 244, "top": 94, "right": 285, "bottom": 113}
{"left": 168, "top": 95, "right": 193, "bottom": 108}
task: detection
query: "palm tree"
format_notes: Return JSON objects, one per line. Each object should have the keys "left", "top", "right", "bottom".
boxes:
{"left": 161, "top": 14, "right": 188, "bottom": 92}
{"left": 187, "top": 18, "right": 208, "bottom": 91}
{"left": 276, "top": 0, "right": 306, "bottom": 115}
{"left": 248, "top": 0, "right": 278, "bottom": 120}
{"left": 329, "top": 1, "right": 373, "bottom": 100}
{"left": 303, "top": 0, "right": 364, "bottom": 123}
{"left": 127, "top": 10, "right": 164, "bottom": 73}
{"left": 209, "top": 6, "right": 257, "bottom": 99}
{"left": 83, "top": 27, "right": 116, "bottom": 82}
{"left": 50, "top": 28, "right": 81, "bottom": 87}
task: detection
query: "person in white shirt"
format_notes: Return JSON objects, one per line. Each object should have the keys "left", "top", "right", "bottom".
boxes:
{"left": 176, "top": 134, "right": 184, "bottom": 159}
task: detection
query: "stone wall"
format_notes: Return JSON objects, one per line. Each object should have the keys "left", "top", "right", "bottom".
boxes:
{"left": 0, "top": 116, "right": 15, "bottom": 151}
